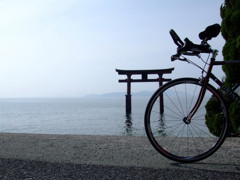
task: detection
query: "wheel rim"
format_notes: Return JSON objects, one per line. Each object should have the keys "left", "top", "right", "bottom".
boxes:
{"left": 145, "top": 79, "right": 228, "bottom": 162}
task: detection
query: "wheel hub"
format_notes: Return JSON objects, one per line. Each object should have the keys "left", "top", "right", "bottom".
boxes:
{"left": 183, "top": 117, "right": 191, "bottom": 124}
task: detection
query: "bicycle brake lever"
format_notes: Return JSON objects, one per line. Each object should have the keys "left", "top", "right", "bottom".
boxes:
{"left": 178, "top": 57, "right": 187, "bottom": 61}
{"left": 171, "top": 54, "right": 187, "bottom": 62}
{"left": 171, "top": 55, "right": 178, "bottom": 61}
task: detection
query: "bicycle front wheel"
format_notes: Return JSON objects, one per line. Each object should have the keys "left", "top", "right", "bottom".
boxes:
{"left": 145, "top": 78, "right": 228, "bottom": 163}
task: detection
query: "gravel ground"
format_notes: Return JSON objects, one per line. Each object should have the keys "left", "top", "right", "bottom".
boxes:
{"left": 0, "top": 158, "right": 238, "bottom": 180}
{"left": 0, "top": 133, "right": 239, "bottom": 179}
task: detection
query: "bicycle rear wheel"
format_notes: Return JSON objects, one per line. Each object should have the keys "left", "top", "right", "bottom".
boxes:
{"left": 145, "top": 78, "right": 228, "bottom": 163}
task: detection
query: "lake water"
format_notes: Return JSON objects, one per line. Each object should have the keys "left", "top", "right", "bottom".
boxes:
{"left": 0, "top": 97, "right": 150, "bottom": 136}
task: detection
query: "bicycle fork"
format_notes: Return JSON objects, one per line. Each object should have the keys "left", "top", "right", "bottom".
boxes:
{"left": 184, "top": 81, "right": 207, "bottom": 124}
{"left": 184, "top": 50, "right": 218, "bottom": 124}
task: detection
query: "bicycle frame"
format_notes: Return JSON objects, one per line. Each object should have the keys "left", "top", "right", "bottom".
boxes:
{"left": 186, "top": 50, "right": 240, "bottom": 122}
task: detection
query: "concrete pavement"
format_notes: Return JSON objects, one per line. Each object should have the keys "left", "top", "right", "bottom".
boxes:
{"left": 0, "top": 133, "right": 239, "bottom": 179}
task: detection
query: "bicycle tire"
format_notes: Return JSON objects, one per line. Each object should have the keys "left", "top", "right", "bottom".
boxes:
{"left": 144, "top": 78, "right": 228, "bottom": 163}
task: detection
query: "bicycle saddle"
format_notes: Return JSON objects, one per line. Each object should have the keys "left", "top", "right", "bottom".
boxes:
{"left": 199, "top": 23, "right": 221, "bottom": 40}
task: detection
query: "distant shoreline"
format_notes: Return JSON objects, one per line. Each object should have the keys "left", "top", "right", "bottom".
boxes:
{"left": 0, "top": 91, "right": 155, "bottom": 99}
{"left": 83, "top": 90, "right": 154, "bottom": 98}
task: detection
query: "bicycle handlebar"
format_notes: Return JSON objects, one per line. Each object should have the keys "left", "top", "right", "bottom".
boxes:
{"left": 170, "top": 24, "right": 221, "bottom": 61}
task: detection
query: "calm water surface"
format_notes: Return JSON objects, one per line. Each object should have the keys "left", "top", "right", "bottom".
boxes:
{"left": 0, "top": 97, "right": 150, "bottom": 136}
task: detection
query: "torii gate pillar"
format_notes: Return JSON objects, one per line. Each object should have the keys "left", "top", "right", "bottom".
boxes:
{"left": 126, "top": 74, "right": 132, "bottom": 114}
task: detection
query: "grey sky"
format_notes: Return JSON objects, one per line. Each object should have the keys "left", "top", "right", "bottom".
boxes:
{"left": 0, "top": 0, "right": 225, "bottom": 97}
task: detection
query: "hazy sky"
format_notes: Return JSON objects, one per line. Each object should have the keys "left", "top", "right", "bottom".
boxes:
{"left": 0, "top": 0, "right": 225, "bottom": 98}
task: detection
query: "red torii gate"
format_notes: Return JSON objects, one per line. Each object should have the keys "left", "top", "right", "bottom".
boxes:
{"left": 116, "top": 68, "right": 174, "bottom": 114}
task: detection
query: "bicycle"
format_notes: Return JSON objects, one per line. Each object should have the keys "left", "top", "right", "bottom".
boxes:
{"left": 144, "top": 24, "right": 240, "bottom": 163}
